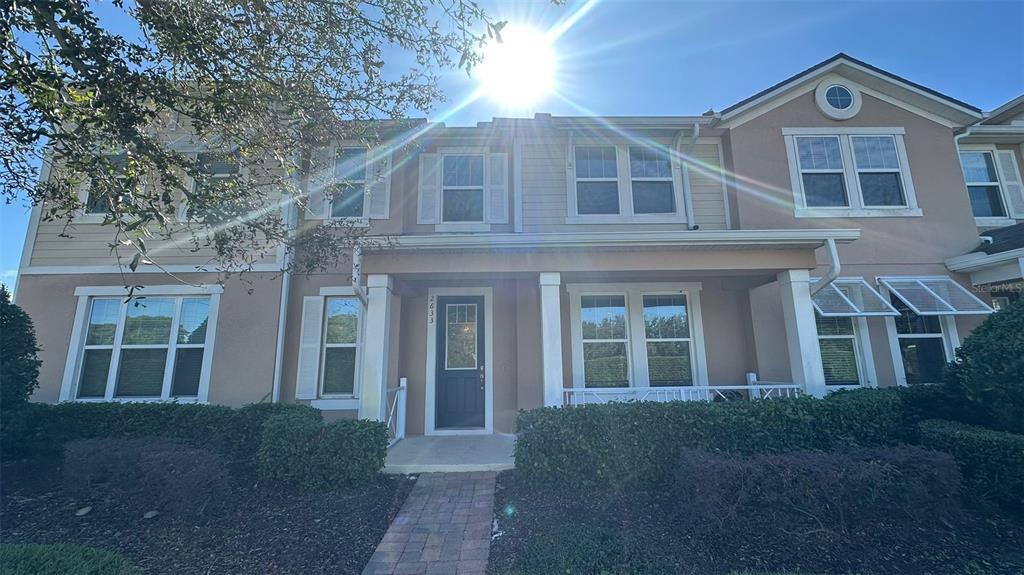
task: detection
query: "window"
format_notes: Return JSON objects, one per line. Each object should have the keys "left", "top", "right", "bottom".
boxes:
{"left": 580, "top": 295, "right": 630, "bottom": 387}
{"left": 445, "top": 304, "right": 478, "bottom": 370}
{"left": 815, "top": 315, "right": 861, "bottom": 386}
{"left": 959, "top": 151, "right": 1007, "bottom": 218}
{"left": 75, "top": 296, "right": 212, "bottom": 400}
{"left": 785, "top": 129, "right": 919, "bottom": 217}
{"left": 890, "top": 295, "right": 946, "bottom": 385}
{"left": 824, "top": 85, "right": 854, "bottom": 110}
{"left": 330, "top": 148, "right": 367, "bottom": 218}
{"left": 80, "top": 154, "right": 131, "bottom": 216}
{"left": 629, "top": 146, "right": 675, "bottom": 214}
{"left": 851, "top": 136, "right": 906, "bottom": 207}
{"left": 796, "top": 136, "right": 848, "bottom": 207}
{"left": 441, "top": 154, "right": 485, "bottom": 222}
{"left": 643, "top": 295, "right": 692, "bottom": 386}
{"left": 180, "top": 151, "right": 239, "bottom": 219}
{"left": 571, "top": 284, "right": 706, "bottom": 389}
{"left": 322, "top": 297, "right": 361, "bottom": 396}
{"left": 575, "top": 146, "right": 620, "bottom": 215}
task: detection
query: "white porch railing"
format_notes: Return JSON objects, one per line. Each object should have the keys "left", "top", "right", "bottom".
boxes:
{"left": 385, "top": 378, "right": 407, "bottom": 447}
{"left": 562, "top": 380, "right": 803, "bottom": 406}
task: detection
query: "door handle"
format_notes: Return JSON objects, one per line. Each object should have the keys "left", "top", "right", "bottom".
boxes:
{"left": 479, "top": 365, "right": 485, "bottom": 389}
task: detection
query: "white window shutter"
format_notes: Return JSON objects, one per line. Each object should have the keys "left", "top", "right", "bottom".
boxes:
{"left": 417, "top": 153, "right": 440, "bottom": 224}
{"left": 995, "top": 150, "right": 1024, "bottom": 218}
{"left": 305, "top": 147, "right": 332, "bottom": 220}
{"left": 366, "top": 147, "right": 391, "bottom": 219}
{"left": 486, "top": 153, "right": 509, "bottom": 223}
{"left": 295, "top": 296, "right": 324, "bottom": 400}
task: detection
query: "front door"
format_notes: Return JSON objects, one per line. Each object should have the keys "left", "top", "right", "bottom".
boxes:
{"left": 435, "top": 296, "right": 486, "bottom": 429}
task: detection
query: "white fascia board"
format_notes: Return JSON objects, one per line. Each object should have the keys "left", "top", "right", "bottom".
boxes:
{"left": 21, "top": 262, "right": 284, "bottom": 275}
{"left": 945, "top": 247, "right": 1024, "bottom": 273}
{"left": 375, "top": 229, "right": 861, "bottom": 252}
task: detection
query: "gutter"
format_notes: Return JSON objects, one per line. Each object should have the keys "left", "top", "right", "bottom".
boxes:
{"left": 945, "top": 247, "right": 1024, "bottom": 272}
{"left": 351, "top": 245, "right": 367, "bottom": 306}
{"left": 270, "top": 152, "right": 301, "bottom": 404}
{"left": 368, "top": 229, "right": 861, "bottom": 252}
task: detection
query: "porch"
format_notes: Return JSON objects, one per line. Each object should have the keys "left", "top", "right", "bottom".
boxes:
{"left": 383, "top": 434, "right": 515, "bottom": 474}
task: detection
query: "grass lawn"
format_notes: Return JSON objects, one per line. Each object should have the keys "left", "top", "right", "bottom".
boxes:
{"left": 1, "top": 456, "right": 413, "bottom": 575}
{"left": 488, "top": 470, "right": 1024, "bottom": 575}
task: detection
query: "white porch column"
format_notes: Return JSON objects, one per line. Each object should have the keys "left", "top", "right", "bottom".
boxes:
{"left": 777, "top": 269, "right": 827, "bottom": 398}
{"left": 539, "top": 272, "right": 564, "bottom": 407}
{"left": 359, "top": 274, "right": 395, "bottom": 420}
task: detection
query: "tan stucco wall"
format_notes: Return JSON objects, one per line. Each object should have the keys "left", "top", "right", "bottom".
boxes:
{"left": 17, "top": 272, "right": 282, "bottom": 406}
{"left": 728, "top": 91, "right": 981, "bottom": 268}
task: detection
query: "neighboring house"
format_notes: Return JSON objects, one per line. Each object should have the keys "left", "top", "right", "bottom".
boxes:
{"left": 15, "top": 54, "right": 1023, "bottom": 439}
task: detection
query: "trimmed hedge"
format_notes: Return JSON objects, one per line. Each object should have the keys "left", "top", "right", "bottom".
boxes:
{"left": 257, "top": 411, "right": 387, "bottom": 490}
{"left": 0, "top": 543, "right": 137, "bottom": 575}
{"left": 917, "top": 419, "right": 1024, "bottom": 512}
{"left": 1, "top": 401, "right": 321, "bottom": 463}
{"left": 515, "top": 388, "right": 906, "bottom": 491}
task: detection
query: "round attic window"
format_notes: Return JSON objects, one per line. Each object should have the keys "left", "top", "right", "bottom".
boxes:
{"left": 815, "top": 81, "right": 861, "bottom": 120}
{"left": 825, "top": 85, "right": 854, "bottom": 109}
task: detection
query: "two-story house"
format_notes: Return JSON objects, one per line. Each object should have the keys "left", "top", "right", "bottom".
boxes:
{"left": 15, "top": 54, "right": 1023, "bottom": 443}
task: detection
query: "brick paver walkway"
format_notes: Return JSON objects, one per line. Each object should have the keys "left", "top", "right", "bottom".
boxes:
{"left": 362, "top": 472, "right": 496, "bottom": 575}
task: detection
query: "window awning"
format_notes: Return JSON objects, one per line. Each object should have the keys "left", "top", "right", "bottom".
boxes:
{"left": 812, "top": 279, "right": 899, "bottom": 317}
{"left": 879, "top": 277, "right": 994, "bottom": 316}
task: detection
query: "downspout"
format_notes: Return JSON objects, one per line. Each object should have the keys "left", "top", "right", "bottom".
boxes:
{"left": 809, "top": 238, "right": 841, "bottom": 296}
{"left": 351, "top": 245, "right": 367, "bottom": 306}
{"left": 270, "top": 154, "right": 301, "bottom": 403}
{"left": 675, "top": 121, "right": 700, "bottom": 230}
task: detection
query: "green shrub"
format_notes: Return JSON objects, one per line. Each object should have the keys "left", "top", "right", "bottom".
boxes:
{"left": 0, "top": 284, "right": 41, "bottom": 410}
{"left": 1, "top": 401, "right": 320, "bottom": 463}
{"left": 917, "top": 419, "right": 1024, "bottom": 512}
{"left": 515, "top": 388, "right": 906, "bottom": 491}
{"left": 257, "top": 411, "right": 387, "bottom": 490}
{"left": 945, "top": 298, "right": 1024, "bottom": 433}
{"left": 0, "top": 543, "right": 137, "bottom": 575}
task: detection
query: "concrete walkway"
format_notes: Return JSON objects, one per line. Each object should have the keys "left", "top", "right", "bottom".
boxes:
{"left": 362, "top": 472, "right": 496, "bottom": 575}
{"left": 383, "top": 435, "right": 515, "bottom": 474}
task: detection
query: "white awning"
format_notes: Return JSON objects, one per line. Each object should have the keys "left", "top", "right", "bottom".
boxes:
{"left": 879, "top": 277, "right": 994, "bottom": 316}
{"left": 812, "top": 278, "right": 899, "bottom": 317}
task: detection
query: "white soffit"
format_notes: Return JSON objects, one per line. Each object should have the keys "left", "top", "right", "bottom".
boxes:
{"left": 879, "top": 277, "right": 993, "bottom": 316}
{"left": 812, "top": 279, "right": 898, "bottom": 317}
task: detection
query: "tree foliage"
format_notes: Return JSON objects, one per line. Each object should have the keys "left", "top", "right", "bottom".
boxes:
{"left": 2, "top": 0, "right": 503, "bottom": 273}
{"left": 0, "top": 285, "right": 42, "bottom": 409}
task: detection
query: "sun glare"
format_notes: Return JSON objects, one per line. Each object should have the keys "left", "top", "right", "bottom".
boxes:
{"left": 477, "top": 26, "right": 557, "bottom": 109}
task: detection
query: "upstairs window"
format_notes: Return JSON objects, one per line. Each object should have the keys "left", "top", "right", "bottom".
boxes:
{"left": 851, "top": 136, "right": 906, "bottom": 207}
{"left": 574, "top": 146, "right": 620, "bottom": 215}
{"left": 785, "top": 128, "right": 919, "bottom": 217}
{"left": 331, "top": 148, "right": 367, "bottom": 218}
{"left": 629, "top": 146, "right": 675, "bottom": 214}
{"left": 441, "top": 154, "right": 485, "bottom": 222}
{"left": 796, "top": 136, "right": 848, "bottom": 207}
{"left": 959, "top": 151, "right": 1007, "bottom": 218}
{"left": 79, "top": 154, "right": 131, "bottom": 217}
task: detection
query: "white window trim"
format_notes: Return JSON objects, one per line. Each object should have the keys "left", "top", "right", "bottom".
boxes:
{"left": 438, "top": 148, "right": 489, "bottom": 228}
{"left": 424, "top": 287, "right": 494, "bottom": 436}
{"left": 177, "top": 149, "right": 248, "bottom": 221}
{"left": 59, "top": 285, "right": 222, "bottom": 403}
{"left": 878, "top": 281, "right": 960, "bottom": 387}
{"left": 815, "top": 314, "right": 877, "bottom": 389}
{"left": 565, "top": 136, "right": 689, "bottom": 225}
{"left": 317, "top": 294, "right": 364, "bottom": 400}
{"left": 327, "top": 146, "right": 371, "bottom": 226}
{"left": 783, "top": 127, "right": 922, "bottom": 218}
{"left": 567, "top": 282, "right": 708, "bottom": 389}
{"left": 958, "top": 144, "right": 1015, "bottom": 226}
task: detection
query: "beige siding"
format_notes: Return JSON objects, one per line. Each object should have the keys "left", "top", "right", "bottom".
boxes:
{"left": 687, "top": 142, "right": 728, "bottom": 230}
{"left": 521, "top": 136, "right": 569, "bottom": 231}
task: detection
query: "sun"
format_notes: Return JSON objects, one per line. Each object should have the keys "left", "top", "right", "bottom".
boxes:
{"left": 477, "top": 26, "right": 557, "bottom": 109}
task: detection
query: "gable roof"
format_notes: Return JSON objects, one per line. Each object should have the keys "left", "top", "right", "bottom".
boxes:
{"left": 982, "top": 94, "right": 1024, "bottom": 126}
{"left": 718, "top": 53, "right": 982, "bottom": 126}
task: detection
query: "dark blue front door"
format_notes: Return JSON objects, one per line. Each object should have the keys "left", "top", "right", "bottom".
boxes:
{"left": 435, "top": 296, "right": 485, "bottom": 429}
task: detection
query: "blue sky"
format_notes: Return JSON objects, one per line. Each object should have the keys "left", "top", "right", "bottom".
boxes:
{"left": 3, "top": 0, "right": 1022, "bottom": 288}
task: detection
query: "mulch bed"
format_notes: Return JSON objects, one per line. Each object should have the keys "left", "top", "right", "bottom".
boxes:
{"left": 1, "top": 457, "right": 414, "bottom": 575}
{"left": 488, "top": 470, "right": 1024, "bottom": 575}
